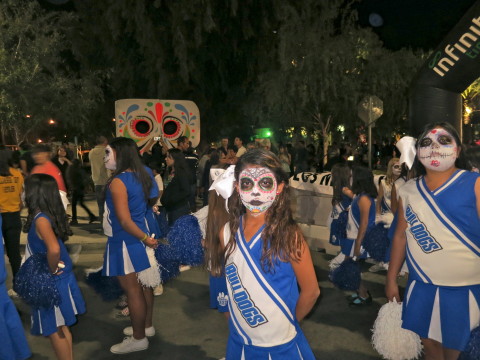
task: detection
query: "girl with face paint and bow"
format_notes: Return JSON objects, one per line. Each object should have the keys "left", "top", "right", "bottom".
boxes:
{"left": 386, "top": 122, "right": 480, "bottom": 360}
{"left": 102, "top": 137, "right": 160, "bottom": 354}
{"left": 216, "top": 149, "right": 319, "bottom": 360}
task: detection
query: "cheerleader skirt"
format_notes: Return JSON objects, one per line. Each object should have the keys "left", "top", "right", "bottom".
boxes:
{"left": 340, "top": 238, "right": 368, "bottom": 259}
{"left": 0, "top": 283, "right": 31, "bottom": 360}
{"left": 31, "top": 271, "right": 86, "bottom": 336}
{"left": 209, "top": 274, "right": 229, "bottom": 313}
{"left": 402, "top": 279, "right": 480, "bottom": 351}
{"left": 103, "top": 237, "right": 150, "bottom": 276}
{"left": 226, "top": 326, "right": 316, "bottom": 360}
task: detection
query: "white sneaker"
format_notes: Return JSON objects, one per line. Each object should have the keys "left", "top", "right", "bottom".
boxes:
{"left": 369, "top": 262, "right": 386, "bottom": 273}
{"left": 123, "top": 326, "right": 155, "bottom": 337}
{"left": 153, "top": 284, "right": 164, "bottom": 296}
{"left": 110, "top": 336, "right": 148, "bottom": 354}
{"left": 7, "top": 289, "right": 18, "bottom": 297}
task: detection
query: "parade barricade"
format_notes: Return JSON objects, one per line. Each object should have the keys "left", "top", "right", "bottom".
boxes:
{"left": 290, "top": 171, "right": 384, "bottom": 254}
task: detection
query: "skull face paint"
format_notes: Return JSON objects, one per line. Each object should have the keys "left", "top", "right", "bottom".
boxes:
{"left": 104, "top": 145, "right": 117, "bottom": 170}
{"left": 238, "top": 167, "right": 278, "bottom": 215}
{"left": 418, "top": 128, "right": 457, "bottom": 172}
{"left": 392, "top": 162, "right": 401, "bottom": 176}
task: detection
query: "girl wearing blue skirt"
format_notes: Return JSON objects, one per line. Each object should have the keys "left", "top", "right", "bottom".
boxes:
{"left": 23, "top": 174, "right": 85, "bottom": 359}
{"left": 213, "top": 149, "right": 320, "bottom": 360}
{"left": 328, "top": 163, "right": 352, "bottom": 246}
{"left": 387, "top": 122, "right": 480, "bottom": 360}
{"left": 0, "top": 215, "right": 31, "bottom": 360}
{"left": 102, "top": 137, "right": 159, "bottom": 354}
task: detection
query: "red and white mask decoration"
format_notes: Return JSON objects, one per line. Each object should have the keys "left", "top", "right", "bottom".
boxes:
{"left": 104, "top": 145, "right": 117, "bottom": 171}
{"left": 418, "top": 128, "right": 458, "bottom": 172}
{"left": 238, "top": 167, "right": 278, "bottom": 216}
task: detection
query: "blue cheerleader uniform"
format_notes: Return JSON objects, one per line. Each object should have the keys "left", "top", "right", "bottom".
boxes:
{"left": 341, "top": 194, "right": 375, "bottom": 257}
{"left": 398, "top": 170, "right": 480, "bottom": 351}
{"left": 0, "top": 215, "right": 31, "bottom": 360}
{"left": 26, "top": 213, "right": 86, "bottom": 336}
{"left": 103, "top": 170, "right": 158, "bottom": 276}
{"left": 222, "top": 218, "right": 315, "bottom": 360}
{"left": 209, "top": 274, "right": 229, "bottom": 313}
{"left": 328, "top": 195, "right": 351, "bottom": 246}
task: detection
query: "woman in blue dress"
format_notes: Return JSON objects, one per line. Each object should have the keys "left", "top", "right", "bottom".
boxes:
{"left": 23, "top": 174, "right": 85, "bottom": 359}
{"left": 340, "top": 165, "right": 377, "bottom": 306}
{"left": 102, "top": 137, "right": 159, "bottom": 354}
{"left": 387, "top": 122, "right": 480, "bottom": 359}
{"left": 211, "top": 149, "right": 320, "bottom": 360}
{"left": 0, "top": 215, "right": 31, "bottom": 360}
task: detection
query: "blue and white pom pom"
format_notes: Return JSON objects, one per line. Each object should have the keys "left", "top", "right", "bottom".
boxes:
{"left": 167, "top": 215, "right": 204, "bottom": 266}
{"left": 363, "top": 223, "right": 389, "bottom": 262}
{"left": 329, "top": 258, "right": 361, "bottom": 291}
{"left": 155, "top": 240, "right": 180, "bottom": 284}
{"left": 85, "top": 266, "right": 123, "bottom": 301}
{"left": 372, "top": 300, "right": 422, "bottom": 360}
{"left": 137, "top": 246, "right": 161, "bottom": 288}
{"left": 14, "top": 253, "right": 61, "bottom": 309}
{"left": 460, "top": 326, "right": 480, "bottom": 360}
{"left": 328, "top": 252, "right": 346, "bottom": 271}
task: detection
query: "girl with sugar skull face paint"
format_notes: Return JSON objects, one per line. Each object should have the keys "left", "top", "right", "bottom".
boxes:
{"left": 386, "top": 122, "right": 480, "bottom": 359}
{"left": 213, "top": 149, "right": 319, "bottom": 360}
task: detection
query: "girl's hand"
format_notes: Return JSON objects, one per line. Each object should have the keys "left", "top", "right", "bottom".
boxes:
{"left": 342, "top": 187, "right": 354, "bottom": 198}
{"left": 353, "top": 246, "right": 362, "bottom": 258}
{"left": 53, "top": 261, "right": 65, "bottom": 276}
{"left": 144, "top": 236, "right": 158, "bottom": 249}
{"left": 385, "top": 278, "right": 400, "bottom": 302}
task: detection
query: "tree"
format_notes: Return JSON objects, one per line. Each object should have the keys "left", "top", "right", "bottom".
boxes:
{"left": 0, "top": 0, "right": 103, "bottom": 144}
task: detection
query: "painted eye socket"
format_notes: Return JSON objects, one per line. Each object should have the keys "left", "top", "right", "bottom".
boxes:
{"left": 240, "top": 178, "right": 254, "bottom": 191}
{"left": 419, "top": 138, "right": 432, "bottom": 147}
{"left": 258, "top": 177, "right": 274, "bottom": 191}
{"left": 438, "top": 135, "right": 453, "bottom": 145}
{"left": 105, "top": 149, "right": 111, "bottom": 155}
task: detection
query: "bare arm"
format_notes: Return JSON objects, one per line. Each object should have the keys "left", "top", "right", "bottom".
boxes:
{"left": 390, "top": 183, "right": 398, "bottom": 214}
{"left": 353, "top": 195, "right": 371, "bottom": 257}
{"left": 385, "top": 199, "right": 408, "bottom": 301}
{"left": 36, "top": 217, "right": 61, "bottom": 273}
{"left": 110, "top": 178, "right": 157, "bottom": 248}
{"left": 291, "top": 235, "right": 320, "bottom": 321}
{"left": 376, "top": 183, "right": 384, "bottom": 215}
{"left": 475, "top": 178, "right": 480, "bottom": 219}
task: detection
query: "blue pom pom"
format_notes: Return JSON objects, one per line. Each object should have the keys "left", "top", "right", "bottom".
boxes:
{"left": 167, "top": 215, "right": 204, "bottom": 266}
{"left": 363, "top": 223, "right": 389, "bottom": 262}
{"left": 329, "top": 258, "right": 361, "bottom": 291}
{"left": 85, "top": 268, "right": 123, "bottom": 301}
{"left": 460, "top": 326, "right": 480, "bottom": 360}
{"left": 155, "top": 240, "right": 181, "bottom": 283}
{"left": 14, "top": 253, "right": 61, "bottom": 309}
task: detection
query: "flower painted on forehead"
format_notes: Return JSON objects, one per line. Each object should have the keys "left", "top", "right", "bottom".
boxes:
{"left": 418, "top": 128, "right": 457, "bottom": 172}
{"left": 238, "top": 167, "right": 278, "bottom": 215}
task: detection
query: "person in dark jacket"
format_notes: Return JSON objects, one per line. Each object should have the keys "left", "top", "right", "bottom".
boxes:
{"left": 161, "top": 149, "right": 191, "bottom": 225}
{"left": 67, "top": 159, "right": 97, "bottom": 225}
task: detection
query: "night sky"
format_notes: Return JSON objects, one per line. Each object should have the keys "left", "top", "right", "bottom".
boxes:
{"left": 356, "top": 0, "right": 479, "bottom": 50}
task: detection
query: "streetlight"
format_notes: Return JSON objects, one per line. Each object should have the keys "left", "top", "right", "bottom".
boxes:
{"left": 48, "top": 119, "right": 55, "bottom": 125}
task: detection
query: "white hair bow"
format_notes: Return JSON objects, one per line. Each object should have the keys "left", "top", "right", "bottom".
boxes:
{"left": 396, "top": 136, "right": 417, "bottom": 170}
{"left": 209, "top": 165, "right": 236, "bottom": 211}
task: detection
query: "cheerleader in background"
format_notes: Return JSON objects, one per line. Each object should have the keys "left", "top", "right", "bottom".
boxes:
{"left": 386, "top": 122, "right": 480, "bottom": 359}
{"left": 0, "top": 215, "right": 31, "bottom": 360}
{"left": 23, "top": 174, "right": 85, "bottom": 360}
{"left": 102, "top": 138, "right": 159, "bottom": 354}
{"left": 212, "top": 149, "right": 319, "bottom": 359}
{"left": 368, "top": 158, "right": 401, "bottom": 273}
{"left": 341, "top": 165, "right": 377, "bottom": 306}
{"left": 328, "top": 163, "right": 353, "bottom": 246}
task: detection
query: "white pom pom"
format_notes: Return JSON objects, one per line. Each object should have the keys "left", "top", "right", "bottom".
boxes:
{"left": 137, "top": 247, "right": 161, "bottom": 288}
{"left": 329, "top": 252, "right": 346, "bottom": 270}
{"left": 372, "top": 300, "right": 422, "bottom": 360}
{"left": 193, "top": 205, "right": 209, "bottom": 239}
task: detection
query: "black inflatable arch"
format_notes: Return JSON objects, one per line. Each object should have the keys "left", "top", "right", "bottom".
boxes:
{"left": 409, "top": 0, "right": 480, "bottom": 139}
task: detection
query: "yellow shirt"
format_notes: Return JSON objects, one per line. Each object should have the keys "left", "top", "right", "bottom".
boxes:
{"left": 0, "top": 167, "right": 24, "bottom": 213}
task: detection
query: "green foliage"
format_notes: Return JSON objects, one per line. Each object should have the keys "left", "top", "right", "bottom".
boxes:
{"left": 0, "top": 0, "right": 103, "bottom": 144}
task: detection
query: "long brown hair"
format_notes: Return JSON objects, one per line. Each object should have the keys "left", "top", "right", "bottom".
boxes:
{"left": 224, "top": 149, "right": 304, "bottom": 273}
{"left": 204, "top": 190, "right": 231, "bottom": 277}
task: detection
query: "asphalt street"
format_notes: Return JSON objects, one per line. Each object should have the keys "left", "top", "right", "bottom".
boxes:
{"left": 4, "top": 195, "right": 408, "bottom": 359}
